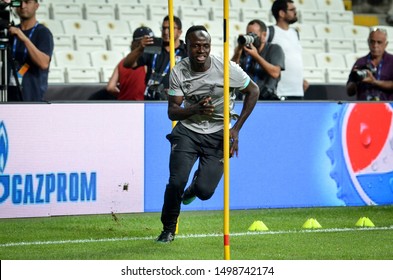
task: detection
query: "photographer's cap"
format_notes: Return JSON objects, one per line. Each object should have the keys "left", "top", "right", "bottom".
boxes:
{"left": 133, "top": 27, "right": 154, "bottom": 40}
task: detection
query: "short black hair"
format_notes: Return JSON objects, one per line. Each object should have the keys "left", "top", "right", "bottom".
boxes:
{"left": 247, "top": 19, "right": 267, "bottom": 32}
{"left": 163, "top": 15, "right": 182, "bottom": 30}
{"left": 185, "top": 25, "right": 209, "bottom": 45}
{"left": 271, "top": 0, "right": 293, "bottom": 21}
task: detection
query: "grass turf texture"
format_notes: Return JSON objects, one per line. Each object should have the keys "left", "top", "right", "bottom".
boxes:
{"left": 1, "top": 205, "right": 392, "bottom": 260}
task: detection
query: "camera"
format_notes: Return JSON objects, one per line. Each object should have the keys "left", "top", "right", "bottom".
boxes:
{"left": 0, "top": 0, "right": 20, "bottom": 40}
{"left": 144, "top": 37, "right": 162, "bottom": 54}
{"left": 260, "top": 87, "right": 280, "bottom": 100}
{"left": 237, "top": 32, "right": 259, "bottom": 46}
{"left": 349, "top": 64, "right": 377, "bottom": 82}
{"left": 145, "top": 83, "right": 166, "bottom": 100}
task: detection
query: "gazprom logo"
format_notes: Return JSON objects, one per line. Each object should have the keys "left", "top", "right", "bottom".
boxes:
{"left": 0, "top": 121, "right": 97, "bottom": 205}
{"left": 0, "top": 121, "right": 8, "bottom": 173}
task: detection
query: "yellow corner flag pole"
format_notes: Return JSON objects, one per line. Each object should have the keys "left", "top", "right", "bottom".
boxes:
{"left": 223, "top": 0, "right": 230, "bottom": 260}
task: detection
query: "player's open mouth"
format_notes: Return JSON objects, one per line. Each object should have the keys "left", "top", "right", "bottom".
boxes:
{"left": 196, "top": 55, "right": 206, "bottom": 62}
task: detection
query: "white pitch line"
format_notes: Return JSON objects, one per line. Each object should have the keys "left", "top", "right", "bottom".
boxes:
{"left": 1, "top": 226, "right": 392, "bottom": 248}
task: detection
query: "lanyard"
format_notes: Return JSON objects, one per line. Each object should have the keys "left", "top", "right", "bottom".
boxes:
{"left": 12, "top": 22, "right": 39, "bottom": 62}
{"left": 151, "top": 49, "right": 180, "bottom": 76}
{"left": 245, "top": 55, "right": 260, "bottom": 83}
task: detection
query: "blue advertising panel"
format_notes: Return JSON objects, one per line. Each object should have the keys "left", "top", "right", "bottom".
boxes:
{"left": 144, "top": 102, "right": 393, "bottom": 212}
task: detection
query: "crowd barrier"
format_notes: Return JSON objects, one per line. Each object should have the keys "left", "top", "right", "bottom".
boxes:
{"left": 1, "top": 101, "right": 391, "bottom": 218}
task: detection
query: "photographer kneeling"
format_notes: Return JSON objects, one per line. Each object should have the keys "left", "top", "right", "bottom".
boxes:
{"left": 231, "top": 19, "right": 285, "bottom": 100}
{"left": 346, "top": 28, "right": 393, "bottom": 101}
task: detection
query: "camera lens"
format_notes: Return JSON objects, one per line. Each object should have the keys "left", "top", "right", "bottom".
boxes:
{"left": 237, "top": 35, "right": 254, "bottom": 45}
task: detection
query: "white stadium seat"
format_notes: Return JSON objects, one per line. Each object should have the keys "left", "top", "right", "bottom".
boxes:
{"left": 62, "top": 19, "right": 99, "bottom": 35}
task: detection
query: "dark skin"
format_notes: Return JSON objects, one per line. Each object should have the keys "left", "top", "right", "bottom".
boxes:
{"left": 168, "top": 30, "right": 259, "bottom": 157}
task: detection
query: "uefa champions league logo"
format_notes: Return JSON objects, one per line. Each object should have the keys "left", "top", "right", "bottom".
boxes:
{"left": 0, "top": 121, "right": 8, "bottom": 174}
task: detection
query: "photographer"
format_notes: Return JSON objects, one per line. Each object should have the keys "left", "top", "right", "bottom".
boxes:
{"left": 123, "top": 15, "right": 187, "bottom": 100}
{"left": 346, "top": 27, "right": 393, "bottom": 101}
{"left": 7, "top": 0, "right": 53, "bottom": 102}
{"left": 231, "top": 19, "right": 285, "bottom": 100}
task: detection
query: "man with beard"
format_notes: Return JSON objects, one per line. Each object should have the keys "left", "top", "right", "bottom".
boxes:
{"left": 156, "top": 25, "right": 259, "bottom": 243}
{"left": 269, "top": 0, "right": 308, "bottom": 100}
{"left": 123, "top": 15, "right": 187, "bottom": 100}
{"left": 231, "top": 19, "right": 285, "bottom": 100}
{"left": 7, "top": 0, "right": 54, "bottom": 102}
{"left": 346, "top": 28, "right": 393, "bottom": 100}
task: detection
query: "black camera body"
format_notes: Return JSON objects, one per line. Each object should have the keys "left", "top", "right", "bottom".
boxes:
{"left": 237, "top": 32, "right": 260, "bottom": 48}
{"left": 145, "top": 83, "right": 166, "bottom": 100}
{"left": 349, "top": 64, "right": 377, "bottom": 82}
{"left": 0, "top": 0, "right": 20, "bottom": 42}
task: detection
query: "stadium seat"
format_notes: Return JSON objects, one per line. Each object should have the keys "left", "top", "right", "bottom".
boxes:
{"left": 326, "top": 69, "right": 349, "bottom": 84}
{"left": 300, "top": 38, "right": 326, "bottom": 54}
{"left": 81, "top": 0, "right": 107, "bottom": 4}
{"left": 315, "top": 0, "right": 345, "bottom": 11}
{"left": 51, "top": 3, "right": 83, "bottom": 20}
{"left": 293, "top": 0, "right": 318, "bottom": 11}
{"left": 342, "top": 25, "right": 371, "bottom": 40}
{"left": 54, "top": 50, "right": 92, "bottom": 68}
{"left": 353, "top": 39, "right": 369, "bottom": 53}
{"left": 84, "top": 3, "right": 116, "bottom": 21}
{"left": 200, "top": 0, "right": 224, "bottom": 7}
{"left": 211, "top": 7, "right": 241, "bottom": 21}
{"left": 66, "top": 67, "right": 100, "bottom": 83}
{"left": 149, "top": 4, "right": 181, "bottom": 23}
{"left": 116, "top": 4, "right": 148, "bottom": 21}
{"left": 52, "top": 34, "right": 75, "bottom": 50}
{"left": 90, "top": 50, "right": 124, "bottom": 68}
{"left": 302, "top": 51, "right": 318, "bottom": 68}
{"left": 344, "top": 52, "right": 364, "bottom": 69}
{"left": 36, "top": 3, "right": 50, "bottom": 21}
{"left": 299, "top": 10, "right": 327, "bottom": 24}
{"left": 325, "top": 38, "right": 356, "bottom": 54}
{"left": 315, "top": 52, "right": 347, "bottom": 69}
{"left": 302, "top": 67, "right": 326, "bottom": 84}
{"left": 241, "top": 8, "right": 270, "bottom": 24}
{"left": 48, "top": 66, "right": 66, "bottom": 84}
{"left": 107, "top": 35, "right": 133, "bottom": 53}
{"left": 180, "top": 6, "right": 210, "bottom": 21}
{"left": 101, "top": 66, "right": 116, "bottom": 83}
{"left": 74, "top": 34, "right": 108, "bottom": 51}
{"left": 193, "top": 20, "right": 224, "bottom": 38}
{"left": 97, "top": 19, "right": 131, "bottom": 36}
{"left": 44, "top": 0, "right": 74, "bottom": 3}
{"left": 327, "top": 10, "right": 354, "bottom": 25}
{"left": 293, "top": 23, "right": 317, "bottom": 39}
{"left": 229, "top": 20, "right": 248, "bottom": 35}
{"left": 128, "top": 19, "right": 161, "bottom": 37}
{"left": 40, "top": 19, "right": 65, "bottom": 34}
{"left": 62, "top": 19, "right": 99, "bottom": 35}
{"left": 314, "top": 23, "right": 344, "bottom": 39}
{"left": 233, "top": 0, "right": 262, "bottom": 9}
{"left": 107, "top": 0, "right": 139, "bottom": 4}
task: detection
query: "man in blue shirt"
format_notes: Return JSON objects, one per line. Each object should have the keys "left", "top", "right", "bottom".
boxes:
{"left": 8, "top": 0, "right": 54, "bottom": 102}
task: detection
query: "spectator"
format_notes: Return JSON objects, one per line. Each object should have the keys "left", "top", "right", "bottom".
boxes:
{"left": 106, "top": 27, "right": 154, "bottom": 100}
{"left": 156, "top": 25, "right": 259, "bottom": 243}
{"left": 123, "top": 15, "right": 187, "bottom": 100}
{"left": 231, "top": 19, "right": 285, "bottom": 100}
{"left": 7, "top": 0, "right": 54, "bottom": 102}
{"left": 346, "top": 27, "right": 393, "bottom": 100}
{"left": 269, "top": 0, "right": 308, "bottom": 100}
